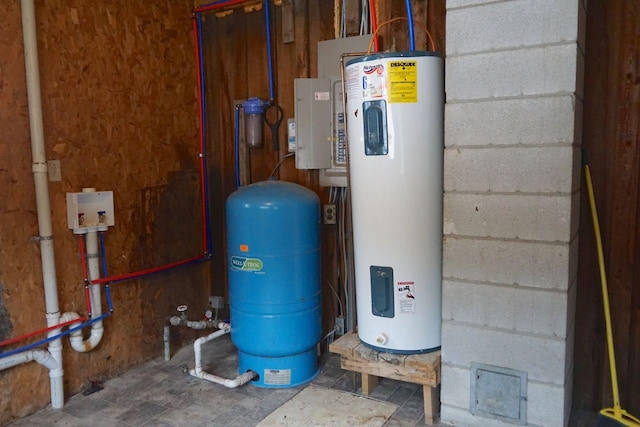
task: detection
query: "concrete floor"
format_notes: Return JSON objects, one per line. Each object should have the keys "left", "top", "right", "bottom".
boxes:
{"left": 8, "top": 334, "right": 439, "bottom": 427}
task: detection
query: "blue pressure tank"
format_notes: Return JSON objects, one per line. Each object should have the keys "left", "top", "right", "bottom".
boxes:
{"left": 226, "top": 180, "right": 321, "bottom": 388}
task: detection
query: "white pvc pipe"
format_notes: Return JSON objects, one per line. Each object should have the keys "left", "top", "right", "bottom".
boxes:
{"left": 163, "top": 326, "right": 170, "bottom": 361}
{"left": 169, "top": 316, "right": 216, "bottom": 330}
{"left": 0, "top": 350, "right": 58, "bottom": 372}
{"left": 20, "top": 0, "right": 64, "bottom": 409}
{"left": 188, "top": 323, "right": 257, "bottom": 388}
{"left": 185, "top": 320, "right": 216, "bottom": 330}
{"left": 56, "top": 231, "right": 104, "bottom": 353}
{"left": 60, "top": 310, "right": 102, "bottom": 353}
{"left": 83, "top": 230, "right": 104, "bottom": 351}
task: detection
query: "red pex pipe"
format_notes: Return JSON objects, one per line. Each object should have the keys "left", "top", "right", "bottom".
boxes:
{"left": 192, "top": 17, "right": 208, "bottom": 254}
{"left": 370, "top": 0, "right": 379, "bottom": 52}
{"left": 195, "top": 0, "right": 251, "bottom": 14}
{"left": 83, "top": 8, "right": 215, "bottom": 288}
{"left": 0, "top": 316, "right": 86, "bottom": 348}
{"left": 90, "top": 255, "right": 206, "bottom": 285}
{"left": 78, "top": 235, "right": 92, "bottom": 315}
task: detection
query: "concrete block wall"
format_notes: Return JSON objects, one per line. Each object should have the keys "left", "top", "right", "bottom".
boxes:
{"left": 442, "top": 1, "right": 585, "bottom": 426}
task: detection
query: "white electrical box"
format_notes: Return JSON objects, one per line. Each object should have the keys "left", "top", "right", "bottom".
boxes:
{"left": 287, "top": 118, "right": 296, "bottom": 153}
{"left": 294, "top": 78, "right": 332, "bottom": 169}
{"left": 66, "top": 190, "right": 115, "bottom": 233}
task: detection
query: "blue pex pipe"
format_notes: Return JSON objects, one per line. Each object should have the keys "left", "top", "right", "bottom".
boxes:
{"left": 195, "top": 1, "right": 274, "bottom": 104}
{"left": 235, "top": 104, "right": 242, "bottom": 189}
{"left": 405, "top": 0, "right": 416, "bottom": 51}
{"left": 98, "top": 232, "right": 114, "bottom": 313}
{"left": 264, "top": 0, "right": 275, "bottom": 103}
{"left": 0, "top": 313, "right": 111, "bottom": 360}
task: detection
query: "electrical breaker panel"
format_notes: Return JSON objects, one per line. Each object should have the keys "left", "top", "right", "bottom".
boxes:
{"left": 318, "top": 35, "right": 371, "bottom": 187}
{"left": 293, "top": 35, "right": 371, "bottom": 186}
{"left": 293, "top": 78, "right": 332, "bottom": 169}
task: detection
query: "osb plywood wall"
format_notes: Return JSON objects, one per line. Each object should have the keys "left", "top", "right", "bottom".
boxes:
{"left": 0, "top": 0, "right": 209, "bottom": 422}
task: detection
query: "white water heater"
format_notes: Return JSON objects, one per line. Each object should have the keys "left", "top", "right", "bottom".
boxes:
{"left": 346, "top": 51, "right": 443, "bottom": 353}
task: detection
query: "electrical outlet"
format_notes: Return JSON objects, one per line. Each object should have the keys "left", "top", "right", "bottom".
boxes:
{"left": 48, "top": 159, "right": 61, "bottom": 182}
{"left": 335, "top": 316, "right": 345, "bottom": 336}
{"left": 323, "top": 204, "right": 336, "bottom": 224}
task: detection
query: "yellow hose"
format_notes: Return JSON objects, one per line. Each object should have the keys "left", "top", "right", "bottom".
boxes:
{"left": 584, "top": 163, "right": 640, "bottom": 426}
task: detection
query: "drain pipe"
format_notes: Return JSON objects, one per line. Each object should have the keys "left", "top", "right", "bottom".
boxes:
{"left": 189, "top": 322, "right": 257, "bottom": 388}
{"left": 0, "top": 349, "right": 58, "bottom": 372}
{"left": 59, "top": 228, "right": 103, "bottom": 352}
{"left": 81, "top": 228, "right": 104, "bottom": 350}
{"left": 20, "top": 0, "right": 65, "bottom": 409}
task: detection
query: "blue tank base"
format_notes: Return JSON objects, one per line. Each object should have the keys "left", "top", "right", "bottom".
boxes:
{"left": 361, "top": 341, "right": 441, "bottom": 355}
{"left": 238, "top": 347, "right": 319, "bottom": 389}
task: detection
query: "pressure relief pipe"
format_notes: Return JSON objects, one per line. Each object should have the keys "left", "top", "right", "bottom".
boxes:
{"left": 189, "top": 322, "right": 258, "bottom": 388}
{"left": 20, "top": 0, "right": 64, "bottom": 409}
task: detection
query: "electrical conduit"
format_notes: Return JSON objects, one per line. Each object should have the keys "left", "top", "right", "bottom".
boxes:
{"left": 189, "top": 322, "right": 257, "bottom": 388}
{"left": 20, "top": 0, "right": 64, "bottom": 409}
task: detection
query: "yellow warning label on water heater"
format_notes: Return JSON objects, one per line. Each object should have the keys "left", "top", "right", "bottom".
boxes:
{"left": 388, "top": 60, "right": 418, "bottom": 103}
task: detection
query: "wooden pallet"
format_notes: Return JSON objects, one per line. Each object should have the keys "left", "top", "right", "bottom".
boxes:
{"left": 329, "top": 332, "right": 441, "bottom": 425}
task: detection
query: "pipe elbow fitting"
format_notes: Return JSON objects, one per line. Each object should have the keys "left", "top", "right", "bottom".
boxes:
{"left": 235, "top": 371, "right": 258, "bottom": 387}
{"left": 169, "top": 316, "right": 183, "bottom": 326}
{"left": 69, "top": 324, "right": 103, "bottom": 353}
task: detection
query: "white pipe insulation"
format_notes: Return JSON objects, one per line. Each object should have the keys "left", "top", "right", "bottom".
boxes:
{"left": 189, "top": 323, "right": 257, "bottom": 388}
{"left": 20, "top": 0, "right": 64, "bottom": 409}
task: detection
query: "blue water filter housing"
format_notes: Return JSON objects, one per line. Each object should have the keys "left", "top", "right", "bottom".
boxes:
{"left": 226, "top": 180, "right": 321, "bottom": 388}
